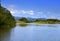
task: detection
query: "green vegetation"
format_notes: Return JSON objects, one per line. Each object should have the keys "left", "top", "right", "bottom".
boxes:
{"left": 19, "top": 17, "right": 32, "bottom": 23}
{"left": 0, "top": 4, "right": 16, "bottom": 28}
{"left": 19, "top": 17, "right": 34, "bottom": 23}
{"left": 18, "top": 17, "right": 60, "bottom": 24}
{"left": 35, "top": 19, "right": 60, "bottom": 24}
{"left": 19, "top": 17, "right": 28, "bottom": 23}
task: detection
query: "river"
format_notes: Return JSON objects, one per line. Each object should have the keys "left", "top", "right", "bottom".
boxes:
{"left": 0, "top": 24, "right": 60, "bottom": 41}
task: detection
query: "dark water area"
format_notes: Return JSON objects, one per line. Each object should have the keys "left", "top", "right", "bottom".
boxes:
{"left": 0, "top": 24, "right": 60, "bottom": 41}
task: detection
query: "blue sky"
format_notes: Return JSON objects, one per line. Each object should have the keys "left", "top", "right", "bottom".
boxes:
{"left": 1, "top": 0, "right": 60, "bottom": 19}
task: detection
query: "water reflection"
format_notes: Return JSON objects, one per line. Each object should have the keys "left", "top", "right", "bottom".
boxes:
{"left": 0, "top": 24, "right": 60, "bottom": 41}
{"left": 47, "top": 25, "right": 57, "bottom": 27}
{"left": 0, "top": 25, "right": 15, "bottom": 41}
{"left": 35, "top": 24, "right": 59, "bottom": 28}
{"left": 19, "top": 23, "right": 28, "bottom": 27}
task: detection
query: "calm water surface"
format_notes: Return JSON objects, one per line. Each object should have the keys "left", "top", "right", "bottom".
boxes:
{"left": 0, "top": 24, "right": 60, "bottom": 41}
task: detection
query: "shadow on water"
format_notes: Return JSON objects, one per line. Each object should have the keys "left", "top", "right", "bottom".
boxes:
{"left": 18, "top": 23, "right": 59, "bottom": 28}
{"left": 19, "top": 23, "right": 28, "bottom": 27}
{"left": 0, "top": 25, "right": 16, "bottom": 41}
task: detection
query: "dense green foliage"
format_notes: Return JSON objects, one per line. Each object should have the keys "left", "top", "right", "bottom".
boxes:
{"left": 19, "top": 17, "right": 28, "bottom": 23}
{"left": 0, "top": 5, "right": 16, "bottom": 28}
{"left": 35, "top": 19, "right": 60, "bottom": 24}
{"left": 19, "top": 17, "right": 60, "bottom": 24}
{"left": 19, "top": 17, "right": 34, "bottom": 23}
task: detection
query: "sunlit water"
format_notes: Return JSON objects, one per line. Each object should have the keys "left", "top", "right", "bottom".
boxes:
{"left": 0, "top": 24, "right": 60, "bottom": 41}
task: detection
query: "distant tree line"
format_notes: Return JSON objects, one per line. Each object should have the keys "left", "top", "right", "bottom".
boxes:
{"left": 19, "top": 17, "right": 60, "bottom": 24}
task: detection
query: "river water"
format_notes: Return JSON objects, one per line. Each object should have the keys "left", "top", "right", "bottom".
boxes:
{"left": 0, "top": 24, "right": 60, "bottom": 41}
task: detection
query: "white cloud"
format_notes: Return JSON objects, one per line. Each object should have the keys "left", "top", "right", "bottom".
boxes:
{"left": 7, "top": 4, "right": 16, "bottom": 11}
{"left": 38, "top": 11, "right": 51, "bottom": 14}
{"left": 48, "top": 16, "right": 57, "bottom": 19}
{"left": 10, "top": 9, "right": 19, "bottom": 14}
{"left": 27, "top": 10, "right": 34, "bottom": 15}
{"left": 38, "top": 11, "right": 44, "bottom": 14}
{"left": 21, "top": 10, "right": 26, "bottom": 14}
{"left": 8, "top": 5, "right": 34, "bottom": 15}
{"left": 10, "top": 9, "right": 34, "bottom": 15}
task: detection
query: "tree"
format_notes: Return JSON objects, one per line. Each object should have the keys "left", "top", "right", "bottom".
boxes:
{"left": 0, "top": 4, "right": 16, "bottom": 27}
{"left": 19, "top": 17, "right": 28, "bottom": 22}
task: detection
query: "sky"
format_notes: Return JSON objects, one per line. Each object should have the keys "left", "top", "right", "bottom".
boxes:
{"left": 1, "top": 0, "right": 60, "bottom": 19}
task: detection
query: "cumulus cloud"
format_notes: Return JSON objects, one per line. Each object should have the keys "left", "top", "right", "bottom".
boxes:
{"left": 8, "top": 4, "right": 34, "bottom": 15}
{"left": 38, "top": 11, "right": 51, "bottom": 14}
{"left": 10, "top": 9, "right": 34, "bottom": 15}
{"left": 26, "top": 10, "right": 34, "bottom": 15}
{"left": 8, "top": 5, "right": 51, "bottom": 17}
{"left": 48, "top": 16, "right": 57, "bottom": 19}
{"left": 38, "top": 11, "right": 44, "bottom": 14}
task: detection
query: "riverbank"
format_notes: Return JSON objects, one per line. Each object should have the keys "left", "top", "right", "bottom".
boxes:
{"left": 16, "top": 20, "right": 60, "bottom": 24}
